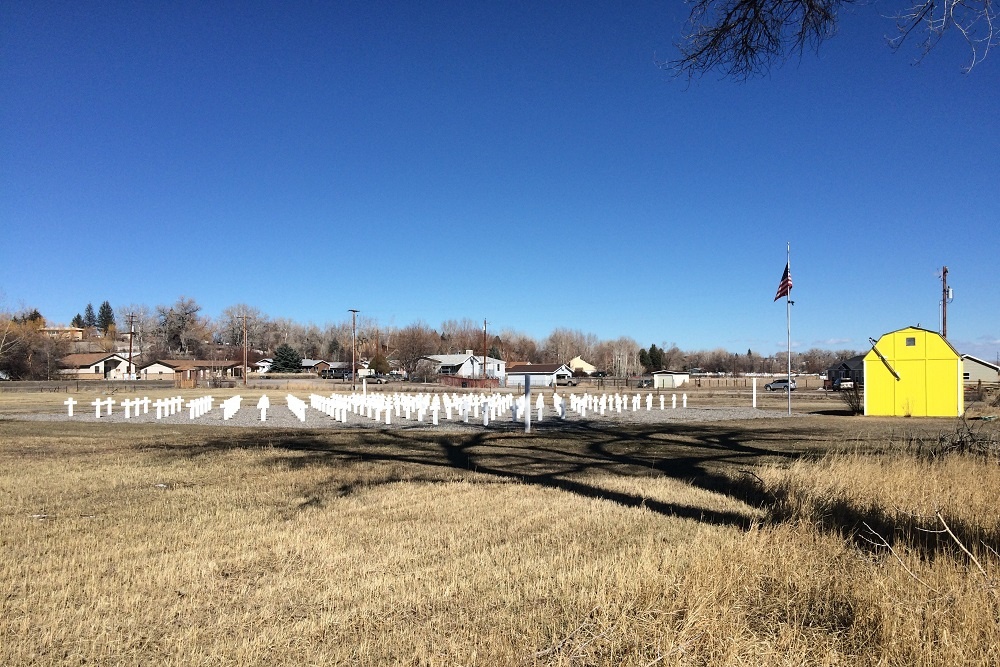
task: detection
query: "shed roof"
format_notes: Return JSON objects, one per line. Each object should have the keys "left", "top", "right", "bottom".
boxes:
{"left": 425, "top": 353, "right": 504, "bottom": 366}
{"left": 962, "top": 354, "right": 1000, "bottom": 372}
{"left": 874, "top": 326, "right": 960, "bottom": 357}
{"left": 60, "top": 353, "right": 126, "bottom": 368}
{"left": 153, "top": 359, "right": 242, "bottom": 371}
{"left": 507, "top": 363, "right": 570, "bottom": 375}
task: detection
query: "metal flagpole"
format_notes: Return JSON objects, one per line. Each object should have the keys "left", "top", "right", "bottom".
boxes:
{"left": 786, "top": 243, "right": 792, "bottom": 416}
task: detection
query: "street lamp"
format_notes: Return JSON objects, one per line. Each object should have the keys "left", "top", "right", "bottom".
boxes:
{"left": 349, "top": 309, "right": 359, "bottom": 391}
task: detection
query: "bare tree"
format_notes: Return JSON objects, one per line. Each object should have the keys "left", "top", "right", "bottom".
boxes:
{"left": 439, "top": 318, "right": 482, "bottom": 354}
{"left": 322, "top": 322, "right": 353, "bottom": 361}
{"left": 0, "top": 313, "right": 22, "bottom": 367}
{"left": 672, "top": 0, "right": 996, "bottom": 79}
{"left": 659, "top": 343, "right": 684, "bottom": 371}
{"left": 497, "top": 329, "right": 540, "bottom": 363}
{"left": 217, "top": 304, "right": 267, "bottom": 348}
{"left": 395, "top": 323, "right": 440, "bottom": 376}
{"left": 155, "top": 296, "right": 210, "bottom": 357}
{"left": 606, "top": 337, "right": 641, "bottom": 377}
{"left": 115, "top": 303, "right": 158, "bottom": 364}
{"left": 542, "top": 328, "right": 599, "bottom": 364}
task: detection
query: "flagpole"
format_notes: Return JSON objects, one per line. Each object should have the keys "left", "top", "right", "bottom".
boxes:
{"left": 786, "top": 242, "right": 792, "bottom": 416}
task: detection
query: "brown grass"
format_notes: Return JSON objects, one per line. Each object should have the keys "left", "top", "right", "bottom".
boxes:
{"left": 1, "top": 415, "right": 998, "bottom": 665}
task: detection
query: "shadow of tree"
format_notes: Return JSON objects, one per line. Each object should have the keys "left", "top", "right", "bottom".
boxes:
{"left": 155, "top": 419, "right": 824, "bottom": 531}
{"left": 149, "top": 417, "right": 998, "bottom": 560}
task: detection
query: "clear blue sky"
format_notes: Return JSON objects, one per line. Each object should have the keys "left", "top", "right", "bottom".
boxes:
{"left": 3, "top": 2, "right": 998, "bottom": 360}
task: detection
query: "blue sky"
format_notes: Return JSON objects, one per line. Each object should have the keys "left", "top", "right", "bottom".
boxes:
{"left": 3, "top": 2, "right": 998, "bottom": 360}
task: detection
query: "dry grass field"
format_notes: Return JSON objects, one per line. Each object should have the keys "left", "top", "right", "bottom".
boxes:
{"left": 2, "top": 388, "right": 999, "bottom": 665}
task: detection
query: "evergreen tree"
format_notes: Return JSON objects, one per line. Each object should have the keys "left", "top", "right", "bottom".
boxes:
{"left": 15, "top": 309, "right": 44, "bottom": 325}
{"left": 71, "top": 313, "right": 85, "bottom": 328}
{"left": 638, "top": 348, "right": 652, "bottom": 372}
{"left": 270, "top": 343, "right": 302, "bottom": 373}
{"left": 83, "top": 303, "right": 97, "bottom": 328}
{"left": 648, "top": 344, "right": 664, "bottom": 370}
{"left": 370, "top": 351, "right": 390, "bottom": 375}
{"left": 97, "top": 301, "right": 115, "bottom": 334}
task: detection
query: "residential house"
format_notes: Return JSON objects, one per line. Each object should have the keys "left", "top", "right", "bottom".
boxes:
{"left": 60, "top": 353, "right": 131, "bottom": 380}
{"left": 423, "top": 351, "right": 506, "bottom": 380}
{"left": 139, "top": 359, "right": 243, "bottom": 383}
{"left": 961, "top": 355, "right": 1000, "bottom": 385}
{"left": 568, "top": 356, "right": 597, "bottom": 376}
{"left": 825, "top": 355, "right": 865, "bottom": 389}
{"left": 301, "top": 359, "right": 332, "bottom": 374}
{"left": 42, "top": 327, "right": 85, "bottom": 341}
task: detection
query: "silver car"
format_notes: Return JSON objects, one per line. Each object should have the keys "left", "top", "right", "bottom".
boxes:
{"left": 765, "top": 378, "right": 796, "bottom": 391}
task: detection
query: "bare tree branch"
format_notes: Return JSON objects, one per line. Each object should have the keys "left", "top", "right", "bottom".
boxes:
{"left": 670, "top": 0, "right": 997, "bottom": 79}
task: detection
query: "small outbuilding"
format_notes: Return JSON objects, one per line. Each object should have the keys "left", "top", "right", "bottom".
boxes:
{"left": 652, "top": 370, "right": 689, "bottom": 389}
{"left": 506, "top": 363, "right": 575, "bottom": 388}
{"left": 864, "top": 326, "right": 964, "bottom": 417}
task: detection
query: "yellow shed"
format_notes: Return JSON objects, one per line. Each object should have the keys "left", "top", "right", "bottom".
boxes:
{"left": 864, "top": 326, "right": 964, "bottom": 417}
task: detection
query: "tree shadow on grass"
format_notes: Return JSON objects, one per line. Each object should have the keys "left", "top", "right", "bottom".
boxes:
{"left": 150, "top": 417, "right": 999, "bottom": 560}
{"left": 158, "top": 418, "right": 828, "bottom": 531}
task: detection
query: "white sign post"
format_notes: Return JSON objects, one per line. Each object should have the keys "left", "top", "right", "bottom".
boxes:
{"left": 524, "top": 376, "right": 531, "bottom": 433}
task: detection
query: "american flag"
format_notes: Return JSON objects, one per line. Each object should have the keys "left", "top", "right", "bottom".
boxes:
{"left": 773, "top": 263, "right": 792, "bottom": 301}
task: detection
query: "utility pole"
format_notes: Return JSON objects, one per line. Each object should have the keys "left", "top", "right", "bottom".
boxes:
{"left": 239, "top": 313, "right": 249, "bottom": 387}
{"left": 349, "top": 309, "right": 359, "bottom": 391}
{"left": 940, "top": 266, "right": 950, "bottom": 338}
{"left": 126, "top": 313, "right": 135, "bottom": 380}
{"left": 483, "top": 319, "right": 488, "bottom": 383}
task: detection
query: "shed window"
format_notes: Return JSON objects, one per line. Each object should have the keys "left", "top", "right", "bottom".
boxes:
{"left": 905, "top": 337, "right": 916, "bottom": 346}
{"left": 963, "top": 373, "right": 970, "bottom": 380}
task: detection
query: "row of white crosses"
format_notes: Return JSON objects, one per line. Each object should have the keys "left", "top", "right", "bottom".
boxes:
{"left": 64, "top": 389, "right": 690, "bottom": 425}
{"left": 299, "top": 391, "right": 530, "bottom": 427}
{"left": 221, "top": 395, "right": 242, "bottom": 420}
{"left": 187, "top": 396, "right": 214, "bottom": 419}
{"left": 67, "top": 393, "right": 278, "bottom": 423}
{"left": 286, "top": 394, "right": 307, "bottom": 422}
{"left": 66, "top": 395, "right": 234, "bottom": 420}
{"left": 565, "top": 392, "right": 688, "bottom": 417}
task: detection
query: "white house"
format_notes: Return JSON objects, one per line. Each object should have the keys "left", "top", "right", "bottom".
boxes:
{"left": 60, "top": 353, "right": 131, "bottom": 380}
{"left": 139, "top": 361, "right": 177, "bottom": 380}
{"left": 652, "top": 370, "right": 690, "bottom": 389}
{"left": 961, "top": 355, "right": 1000, "bottom": 385}
{"left": 423, "top": 351, "right": 506, "bottom": 380}
{"left": 254, "top": 358, "right": 273, "bottom": 373}
{"left": 505, "top": 363, "right": 575, "bottom": 388}
{"left": 139, "top": 359, "right": 243, "bottom": 381}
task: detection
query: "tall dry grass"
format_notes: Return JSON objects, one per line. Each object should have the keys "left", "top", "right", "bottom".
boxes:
{"left": 1, "top": 418, "right": 998, "bottom": 665}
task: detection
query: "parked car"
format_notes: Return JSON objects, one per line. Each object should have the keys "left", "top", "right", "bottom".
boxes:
{"left": 833, "top": 377, "right": 855, "bottom": 391}
{"left": 765, "top": 378, "right": 797, "bottom": 392}
{"left": 636, "top": 379, "right": 652, "bottom": 388}
{"left": 555, "top": 375, "right": 579, "bottom": 386}
{"left": 367, "top": 374, "right": 389, "bottom": 384}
